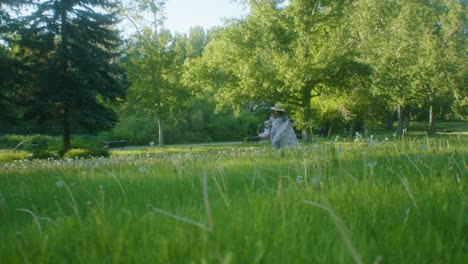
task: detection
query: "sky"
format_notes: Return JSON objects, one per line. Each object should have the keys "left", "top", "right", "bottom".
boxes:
{"left": 163, "top": 0, "right": 249, "bottom": 34}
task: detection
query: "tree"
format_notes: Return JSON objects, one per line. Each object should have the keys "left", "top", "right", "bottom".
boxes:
{"left": 184, "top": 0, "right": 372, "bottom": 142}
{"left": 0, "top": 0, "right": 31, "bottom": 129}
{"left": 418, "top": 0, "right": 467, "bottom": 131}
{"left": 350, "top": 0, "right": 466, "bottom": 134}
{"left": 14, "top": 0, "right": 127, "bottom": 151}
{"left": 122, "top": 0, "right": 191, "bottom": 147}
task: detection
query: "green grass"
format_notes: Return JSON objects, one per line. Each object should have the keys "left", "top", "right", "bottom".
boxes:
{"left": 0, "top": 135, "right": 466, "bottom": 263}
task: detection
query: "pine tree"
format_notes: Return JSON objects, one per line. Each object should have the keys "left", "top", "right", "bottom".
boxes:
{"left": 0, "top": 0, "right": 31, "bottom": 128}
{"left": 19, "top": 0, "right": 128, "bottom": 151}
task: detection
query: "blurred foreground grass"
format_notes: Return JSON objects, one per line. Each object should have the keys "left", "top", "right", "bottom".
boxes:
{"left": 0, "top": 134, "right": 466, "bottom": 263}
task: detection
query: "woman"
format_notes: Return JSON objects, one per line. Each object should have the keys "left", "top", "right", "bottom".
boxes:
{"left": 262, "top": 103, "right": 298, "bottom": 149}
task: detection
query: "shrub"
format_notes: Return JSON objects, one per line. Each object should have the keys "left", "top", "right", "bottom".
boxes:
{"left": 63, "top": 148, "right": 91, "bottom": 159}
{"left": 0, "top": 135, "right": 26, "bottom": 149}
{"left": 0, "top": 151, "right": 29, "bottom": 161}
{"left": 109, "top": 115, "right": 157, "bottom": 145}
{"left": 30, "top": 135, "right": 50, "bottom": 149}
{"left": 32, "top": 149, "right": 58, "bottom": 160}
{"left": 71, "top": 135, "right": 106, "bottom": 149}
{"left": 63, "top": 148, "right": 109, "bottom": 159}
{"left": 88, "top": 148, "right": 110, "bottom": 158}
{"left": 0, "top": 134, "right": 61, "bottom": 150}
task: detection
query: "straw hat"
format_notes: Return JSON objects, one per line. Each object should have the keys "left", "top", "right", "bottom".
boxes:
{"left": 271, "top": 103, "right": 285, "bottom": 112}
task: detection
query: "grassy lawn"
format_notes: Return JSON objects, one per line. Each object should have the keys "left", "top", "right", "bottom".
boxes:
{"left": 0, "top": 132, "right": 466, "bottom": 263}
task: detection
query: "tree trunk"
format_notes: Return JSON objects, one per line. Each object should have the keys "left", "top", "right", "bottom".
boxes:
{"left": 405, "top": 115, "right": 410, "bottom": 130}
{"left": 63, "top": 106, "right": 71, "bottom": 152}
{"left": 61, "top": 8, "right": 71, "bottom": 152}
{"left": 348, "top": 121, "right": 354, "bottom": 139}
{"left": 397, "top": 103, "right": 404, "bottom": 136}
{"left": 301, "top": 86, "right": 313, "bottom": 143}
{"left": 157, "top": 115, "right": 164, "bottom": 147}
{"left": 327, "top": 122, "right": 334, "bottom": 139}
{"left": 428, "top": 104, "right": 435, "bottom": 134}
{"left": 301, "top": 128, "right": 310, "bottom": 143}
{"left": 385, "top": 116, "right": 393, "bottom": 129}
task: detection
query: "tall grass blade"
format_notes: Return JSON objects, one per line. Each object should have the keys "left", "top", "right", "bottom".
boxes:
{"left": 385, "top": 168, "right": 419, "bottom": 210}
{"left": 211, "top": 174, "right": 231, "bottom": 208}
{"left": 16, "top": 208, "right": 42, "bottom": 234}
{"left": 150, "top": 207, "right": 209, "bottom": 231}
{"left": 203, "top": 170, "right": 214, "bottom": 233}
{"left": 303, "top": 200, "right": 363, "bottom": 264}
{"left": 100, "top": 168, "right": 128, "bottom": 202}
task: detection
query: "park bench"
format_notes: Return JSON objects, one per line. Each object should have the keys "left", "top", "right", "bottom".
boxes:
{"left": 103, "top": 140, "right": 128, "bottom": 150}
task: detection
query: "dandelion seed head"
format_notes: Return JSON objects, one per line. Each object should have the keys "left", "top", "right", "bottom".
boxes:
{"left": 311, "top": 177, "right": 321, "bottom": 191}
{"left": 355, "top": 132, "right": 361, "bottom": 139}
{"left": 0, "top": 194, "right": 5, "bottom": 206}
{"left": 56, "top": 180, "right": 65, "bottom": 188}
{"left": 337, "top": 146, "right": 344, "bottom": 153}
{"left": 139, "top": 166, "right": 147, "bottom": 173}
{"left": 296, "top": 175, "right": 303, "bottom": 183}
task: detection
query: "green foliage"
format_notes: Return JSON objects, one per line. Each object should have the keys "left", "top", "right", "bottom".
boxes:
{"left": 114, "top": 99, "right": 263, "bottom": 144}
{"left": 89, "top": 148, "right": 110, "bottom": 158}
{"left": 63, "top": 148, "right": 92, "bottom": 159}
{"left": 70, "top": 135, "right": 108, "bottom": 150}
{"left": 180, "top": 0, "right": 465, "bottom": 140}
{"left": 0, "top": 134, "right": 111, "bottom": 158}
{"left": 31, "top": 149, "right": 57, "bottom": 160}
{"left": 7, "top": 0, "right": 128, "bottom": 151}
{"left": 183, "top": 0, "right": 373, "bottom": 143}
{"left": 63, "top": 148, "right": 109, "bottom": 159}
{"left": 2, "top": 0, "right": 466, "bottom": 150}
{"left": 108, "top": 114, "right": 158, "bottom": 145}
{"left": 350, "top": 0, "right": 466, "bottom": 133}
{"left": 30, "top": 135, "right": 50, "bottom": 149}
{"left": 0, "top": 134, "right": 60, "bottom": 150}
{"left": 0, "top": 134, "right": 26, "bottom": 149}
{"left": 0, "top": 150, "right": 29, "bottom": 161}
